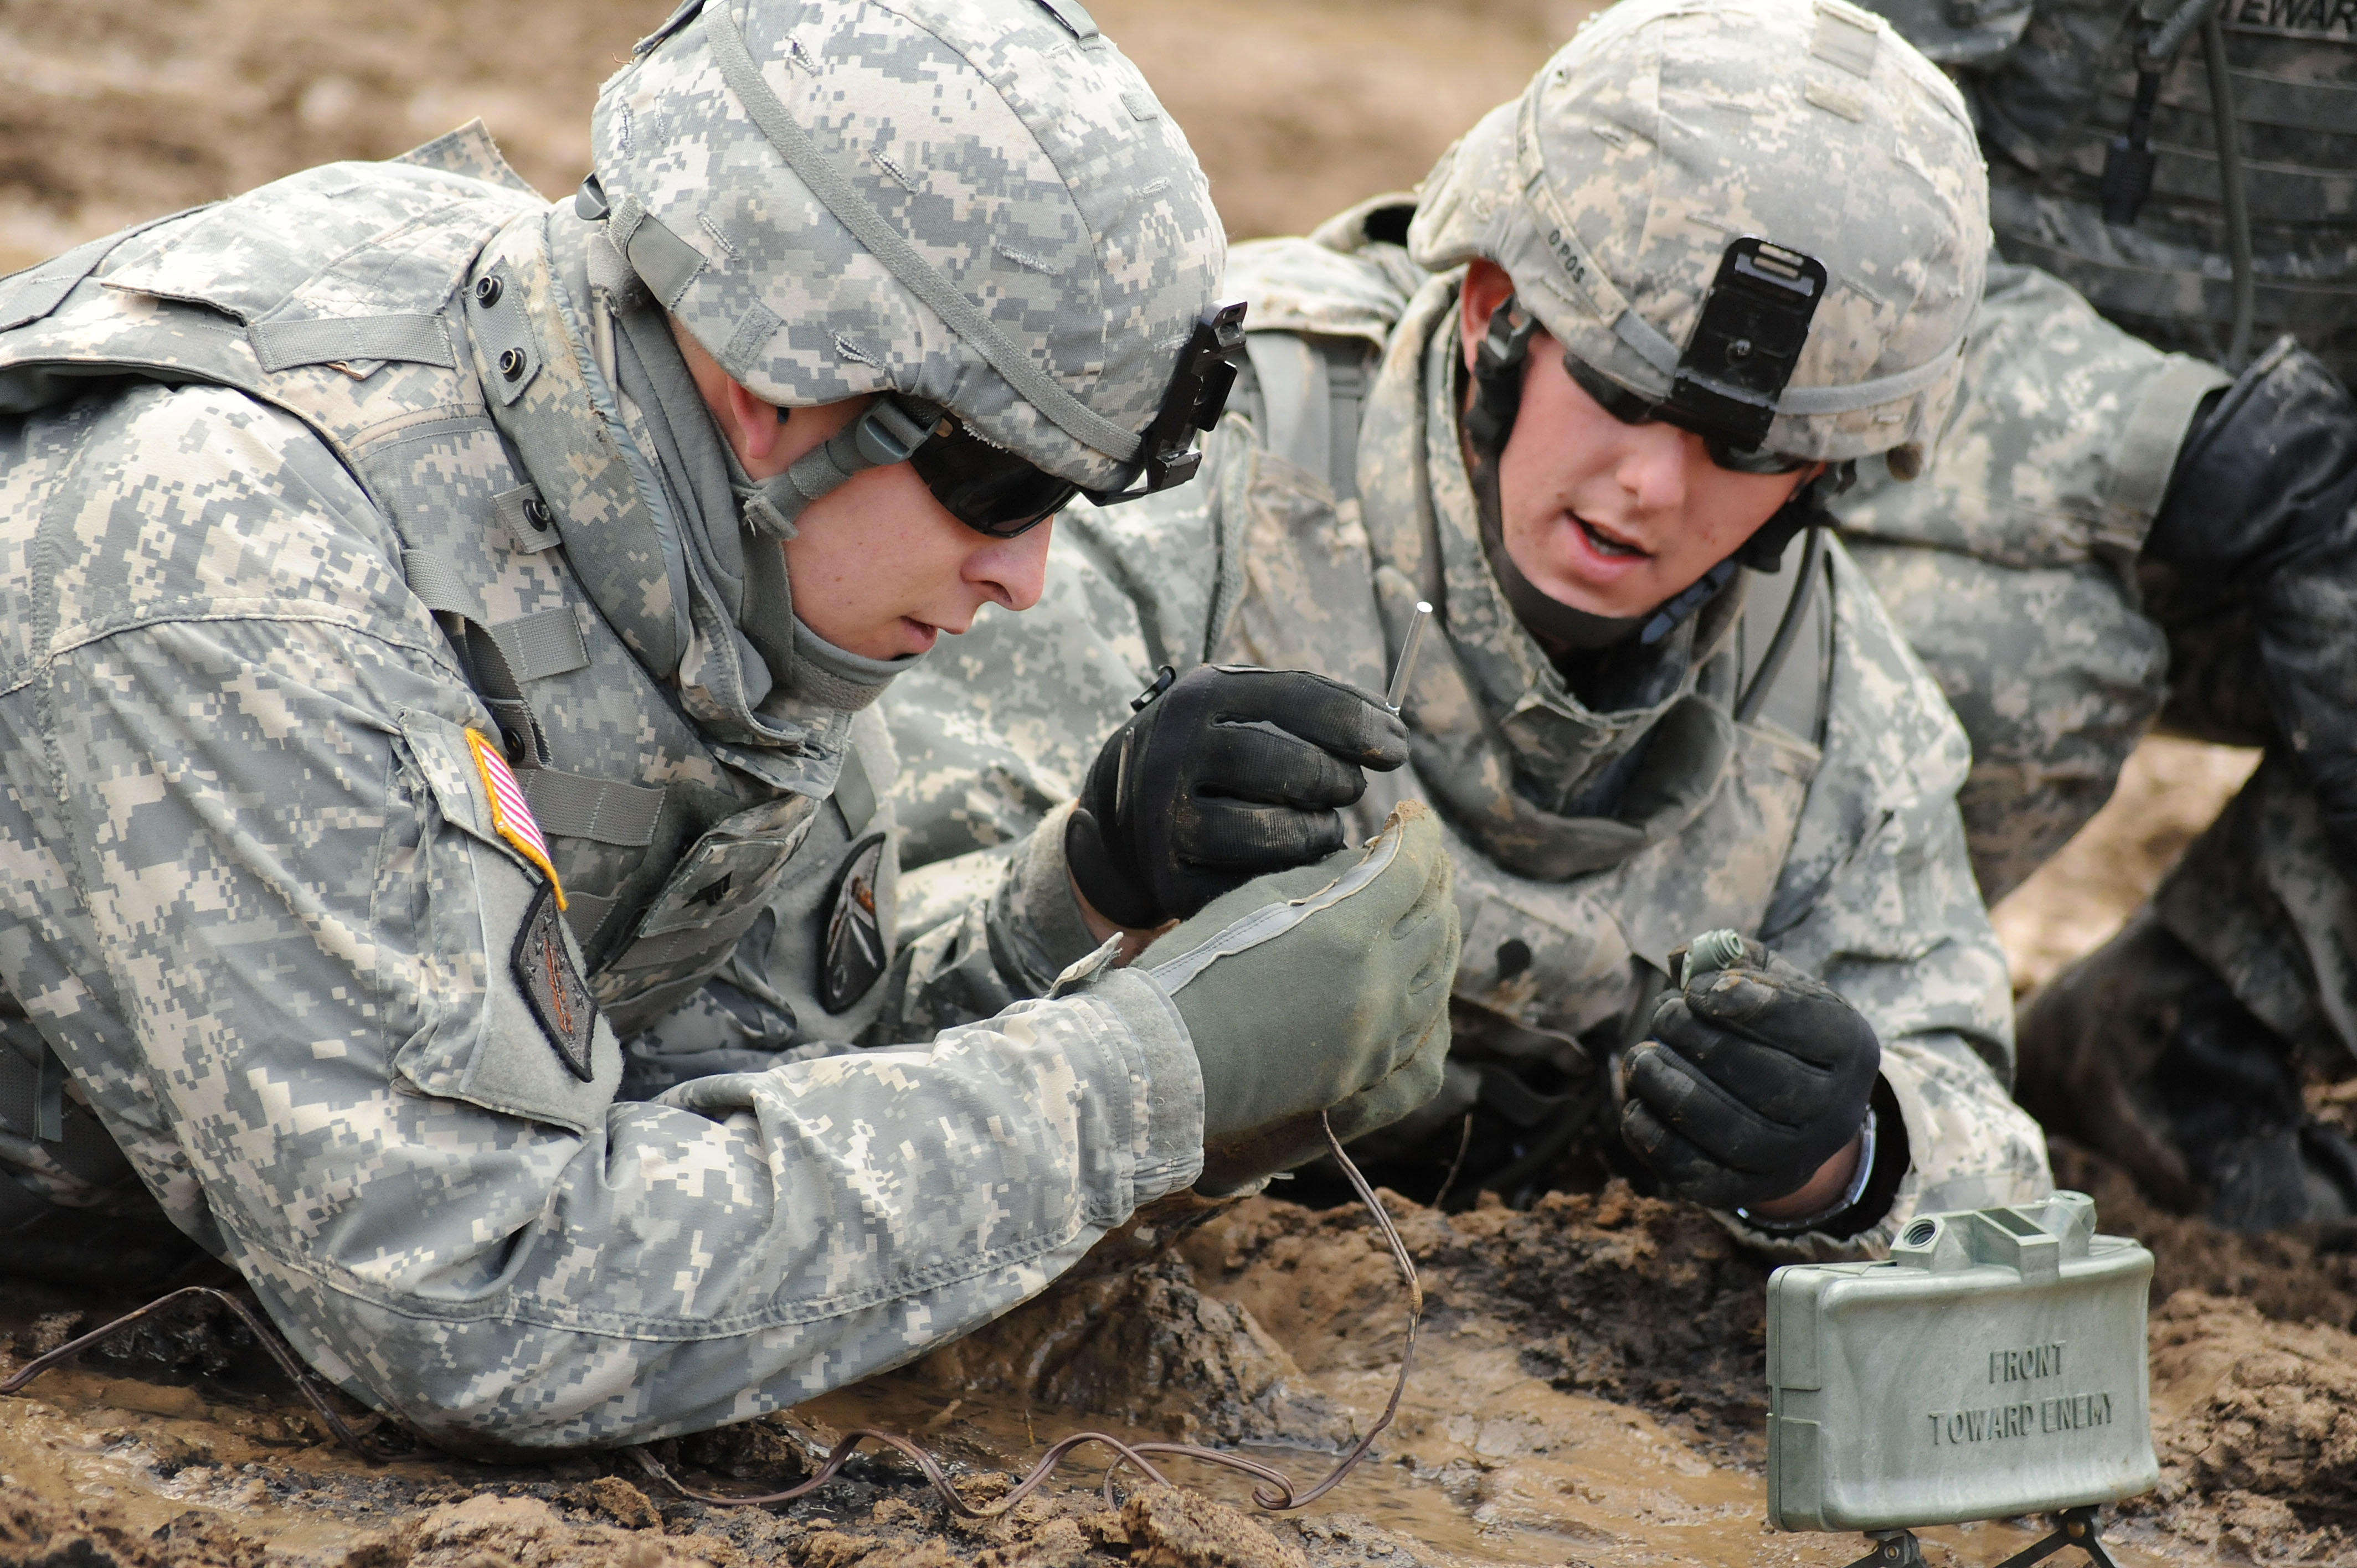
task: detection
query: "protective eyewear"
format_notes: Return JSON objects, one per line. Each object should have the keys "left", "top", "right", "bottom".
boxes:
{"left": 909, "top": 413, "right": 1080, "bottom": 538}
{"left": 848, "top": 298, "right": 1249, "bottom": 539}
{"left": 1563, "top": 356, "right": 1817, "bottom": 476}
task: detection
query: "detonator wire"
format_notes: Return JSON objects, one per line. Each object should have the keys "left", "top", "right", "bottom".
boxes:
{"left": 0, "top": 1113, "right": 1419, "bottom": 1517}
{"left": 0, "top": 1284, "right": 403, "bottom": 1462}
{"left": 624, "top": 1111, "right": 1422, "bottom": 1517}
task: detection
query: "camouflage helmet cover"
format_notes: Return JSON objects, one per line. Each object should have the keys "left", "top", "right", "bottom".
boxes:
{"left": 1409, "top": 0, "right": 1990, "bottom": 467}
{"left": 591, "top": 0, "right": 1226, "bottom": 490}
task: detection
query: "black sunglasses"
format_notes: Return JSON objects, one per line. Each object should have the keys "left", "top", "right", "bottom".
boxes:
{"left": 1562, "top": 354, "right": 1816, "bottom": 476}
{"left": 884, "top": 301, "right": 1247, "bottom": 538}
{"left": 907, "top": 413, "right": 1079, "bottom": 538}
{"left": 821, "top": 301, "right": 1247, "bottom": 540}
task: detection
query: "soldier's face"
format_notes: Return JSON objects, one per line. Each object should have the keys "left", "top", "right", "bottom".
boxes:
{"left": 1459, "top": 263, "right": 1815, "bottom": 622}
{"left": 778, "top": 398, "right": 1057, "bottom": 659}
{"left": 671, "top": 321, "right": 1053, "bottom": 660}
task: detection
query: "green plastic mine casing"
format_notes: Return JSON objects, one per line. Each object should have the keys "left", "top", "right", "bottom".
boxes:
{"left": 1764, "top": 1192, "right": 2159, "bottom": 1532}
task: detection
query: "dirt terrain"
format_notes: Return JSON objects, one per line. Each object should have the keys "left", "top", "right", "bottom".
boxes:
{"left": 3, "top": 2, "right": 2354, "bottom": 1565}
{"left": 0, "top": 0, "right": 1585, "bottom": 272}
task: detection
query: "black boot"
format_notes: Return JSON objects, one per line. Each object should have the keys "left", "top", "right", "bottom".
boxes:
{"left": 2018, "top": 912, "right": 2357, "bottom": 1231}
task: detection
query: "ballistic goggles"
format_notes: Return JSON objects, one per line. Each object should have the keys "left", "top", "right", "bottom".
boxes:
{"left": 1483, "top": 238, "right": 1828, "bottom": 477}
{"left": 740, "top": 301, "right": 1248, "bottom": 541}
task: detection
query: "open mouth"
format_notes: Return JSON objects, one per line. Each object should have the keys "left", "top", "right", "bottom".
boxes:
{"left": 1573, "top": 512, "right": 1647, "bottom": 559}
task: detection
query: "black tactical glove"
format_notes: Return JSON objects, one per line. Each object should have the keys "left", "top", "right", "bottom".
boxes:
{"left": 1065, "top": 663, "right": 1410, "bottom": 929}
{"left": 2145, "top": 337, "right": 2357, "bottom": 878}
{"left": 1619, "top": 933, "right": 1880, "bottom": 1211}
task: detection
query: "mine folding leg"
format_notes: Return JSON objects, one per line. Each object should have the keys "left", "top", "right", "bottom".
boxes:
{"left": 1989, "top": 1508, "right": 2119, "bottom": 1568}
{"left": 1840, "top": 1530, "right": 1926, "bottom": 1568}
{"left": 1835, "top": 1508, "right": 2118, "bottom": 1568}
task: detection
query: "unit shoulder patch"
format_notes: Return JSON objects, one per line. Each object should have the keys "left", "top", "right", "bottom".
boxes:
{"left": 513, "top": 882, "right": 598, "bottom": 1081}
{"left": 820, "top": 832, "right": 889, "bottom": 1014}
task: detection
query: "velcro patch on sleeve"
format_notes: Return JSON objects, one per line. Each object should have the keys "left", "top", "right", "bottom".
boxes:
{"left": 512, "top": 881, "right": 597, "bottom": 1082}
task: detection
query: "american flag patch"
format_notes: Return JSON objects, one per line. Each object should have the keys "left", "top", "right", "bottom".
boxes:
{"left": 466, "top": 729, "right": 566, "bottom": 909}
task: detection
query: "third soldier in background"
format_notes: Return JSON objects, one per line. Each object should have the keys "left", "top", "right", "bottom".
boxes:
{"left": 886, "top": 0, "right": 2054, "bottom": 1256}
{"left": 1835, "top": 0, "right": 2357, "bottom": 1230}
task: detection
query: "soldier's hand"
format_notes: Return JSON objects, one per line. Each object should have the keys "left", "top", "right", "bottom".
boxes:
{"left": 1066, "top": 663, "right": 1409, "bottom": 929}
{"left": 1619, "top": 933, "right": 1880, "bottom": 1212}
{"left": 1135, "top": 801, "right": 1458, "bottom": 1195}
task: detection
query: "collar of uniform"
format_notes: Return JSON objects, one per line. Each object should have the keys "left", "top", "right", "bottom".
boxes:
{"left": 1350, "top": 270, "right": 1736, "bottom": 878}
{"left": 475, "top": 206, "right": 692, "bottom": 681}
{"left": 475, "top": 206, "right": 860, "bottom": 775}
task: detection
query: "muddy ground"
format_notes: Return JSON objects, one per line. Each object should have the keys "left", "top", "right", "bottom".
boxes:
{"left": 3, "top": 2, "right": 2354, "bottom": 1564}
{"left": 9, "top": 1144, "right": 2357, "bottom": 1568}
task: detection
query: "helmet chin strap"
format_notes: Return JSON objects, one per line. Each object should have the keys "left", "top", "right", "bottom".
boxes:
{"left": 738, "top": 396, "right": 946, "bottom": 540}
{"left": 1463, "top": 292, "right": 1842, "bottom": 652}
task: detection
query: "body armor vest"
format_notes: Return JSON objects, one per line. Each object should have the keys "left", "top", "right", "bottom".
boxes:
{"left": 0, "top": 126, "right": 873, "bottom": 1050}
{"left": 1965, "top": 0, "right": 2357, "bottom": 378}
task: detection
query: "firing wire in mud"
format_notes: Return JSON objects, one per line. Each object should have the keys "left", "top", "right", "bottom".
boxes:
{"left": 0, "top": 1283, "right": 402, "bottom": 1461}
{"left": 0, "top": 1113, "right": 1423, "bottom": 1519}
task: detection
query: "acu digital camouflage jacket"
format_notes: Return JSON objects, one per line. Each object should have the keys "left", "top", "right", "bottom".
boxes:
{"left": 0, "top": 128, "right": 1205, "bottom": 1449}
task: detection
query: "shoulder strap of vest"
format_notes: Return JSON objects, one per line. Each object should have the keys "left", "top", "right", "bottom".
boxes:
{"left": 1235, "top": 330, "right": 1381, "bottom": 501}
{"left": 1732, "top": 532, "right": 1835, "bottom": 745}
{"left": 0, "top": 205, "right": 210, "bottom": 336}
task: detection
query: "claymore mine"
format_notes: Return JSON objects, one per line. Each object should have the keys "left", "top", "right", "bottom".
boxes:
{"left": 1766, "top": 1192, "right": 2158, "bottom": 1566}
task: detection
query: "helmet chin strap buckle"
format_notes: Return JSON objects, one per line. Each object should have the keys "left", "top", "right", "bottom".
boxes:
{"left": 740, "top": 396, "right": 948, "bottom": 540}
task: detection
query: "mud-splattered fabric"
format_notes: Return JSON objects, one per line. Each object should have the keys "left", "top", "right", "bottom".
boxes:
{"left": 886, "top": 234, "right": 2051, "bottom": 1264}
{"left": 0, "top": 126, "right": 1209, "bottom": 1448}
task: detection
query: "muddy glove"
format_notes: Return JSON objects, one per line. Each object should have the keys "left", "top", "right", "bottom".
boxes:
{"left": 1066, "top": 663, "right": 1411, "bottom": 929}
{"left": 2143, "top": 337, "right": 2357, "bottom": 881}
{"left": 1135, "top": 800, "right": 1458, "bottom": 1194}
{"left": 1619, "top": 932, "right": 1880, "bottom": 1211}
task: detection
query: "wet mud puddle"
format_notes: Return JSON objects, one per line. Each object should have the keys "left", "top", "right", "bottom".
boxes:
{"left": 1, "top": 1192, "right": 2186, "bottom": 1567}
{"left": 806, "top": 1316, "right": 2154, "bottom": 1568}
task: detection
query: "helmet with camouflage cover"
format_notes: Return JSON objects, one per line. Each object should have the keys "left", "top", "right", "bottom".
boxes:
{"left": 1409, "top": 0, "right": 1988, "bottom": 476}
{"left": 588, "top": 0, "right": 1231, "bottom": 503}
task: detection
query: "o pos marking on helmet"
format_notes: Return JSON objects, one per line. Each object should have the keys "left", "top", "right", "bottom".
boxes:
{"left": 1409, "top": 0, "right": 1991, "bottom": 470}
{"left": 587, "top": 0, "right": 1233, "bottom": 506}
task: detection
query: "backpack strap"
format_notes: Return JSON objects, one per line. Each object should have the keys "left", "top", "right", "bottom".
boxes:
{"left": 1237, "top": 331, "right": 1382, "bottom": 501}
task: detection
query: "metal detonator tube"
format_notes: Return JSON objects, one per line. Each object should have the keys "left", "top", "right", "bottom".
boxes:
{"left": 1385, "top": 601, "right": 1434, "bottom": 714}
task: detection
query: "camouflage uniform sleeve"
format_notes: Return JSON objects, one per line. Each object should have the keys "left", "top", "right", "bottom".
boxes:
{"left": 872, "top": 802, "right": 1113, "bottom": 1038}
{"left": 16, "top": 386, "right": 1203, "bottom": 1448}
{"left": 1743, "top": 544, "right": 2053, "bottom": 1261}
{"left": 1829, "top": 261, "right": 2225, "bottom": 899}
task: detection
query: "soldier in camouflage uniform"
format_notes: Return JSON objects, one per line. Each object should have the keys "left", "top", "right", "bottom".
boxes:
{"left": 1876, "top": 0, "right": 2357, "bottom": 380}
{"left": 1831, "top": 0, "right": 2357, "bottom": 1230}
{"left": 0, "top": 0, "right": 1463, "bottom": 1449}
{"left": 887, "top": 0, "right": 2056, "bottom": 1262}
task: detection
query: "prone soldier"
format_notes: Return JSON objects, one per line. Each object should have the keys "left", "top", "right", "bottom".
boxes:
{"left": 0, "top": 0, "right": 1459, "bottom": 1448}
